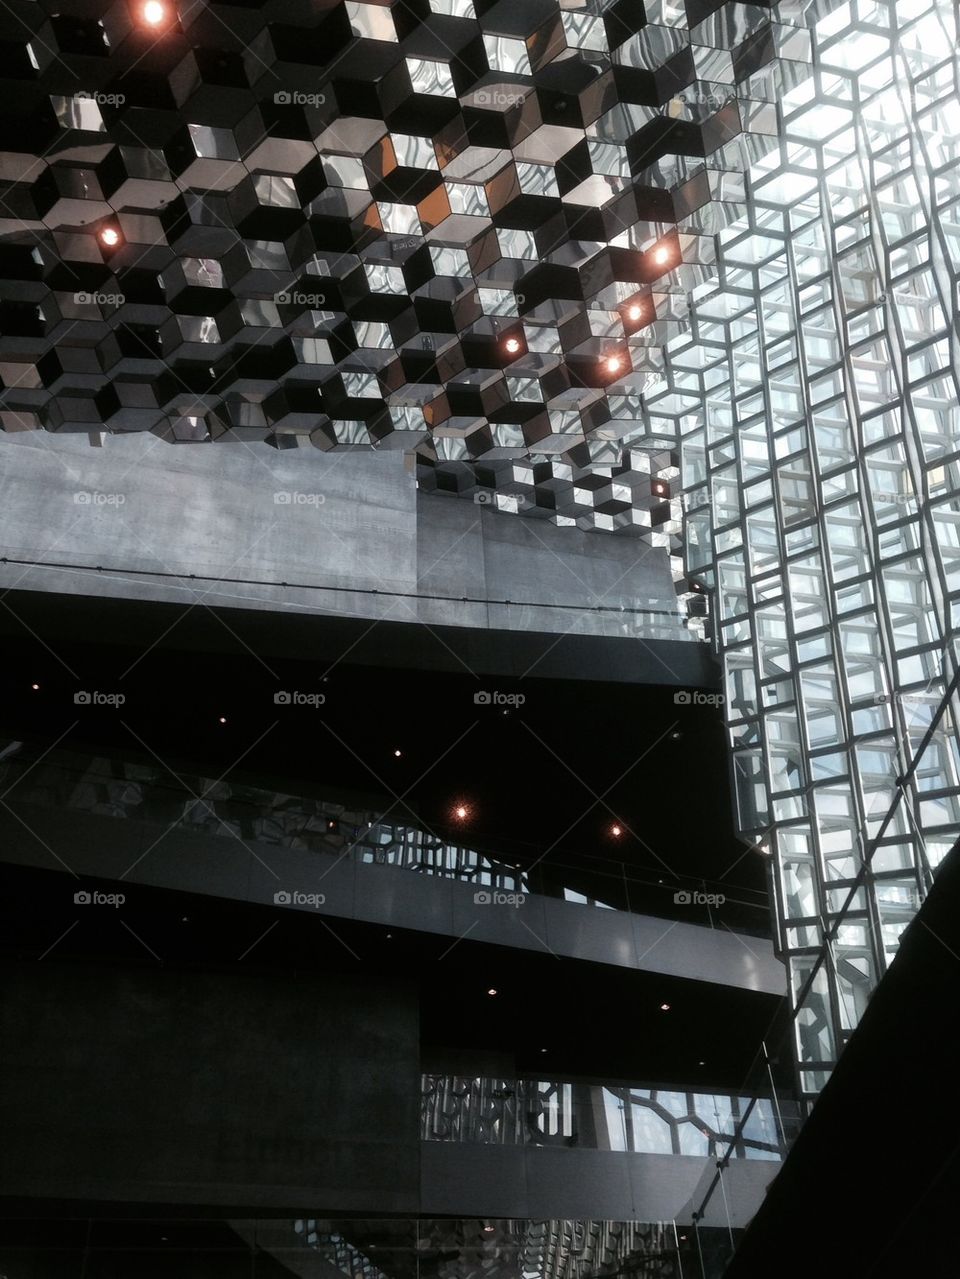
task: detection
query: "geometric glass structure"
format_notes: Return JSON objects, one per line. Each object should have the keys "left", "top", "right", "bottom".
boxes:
{"left": 649, "top": 0, "right": 960, "bottom": 1098}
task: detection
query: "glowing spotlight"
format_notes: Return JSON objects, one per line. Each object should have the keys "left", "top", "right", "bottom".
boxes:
{"left": 653, "top": 245, "right": 670, "bottom": 265}
{"left": 486, "top": 987, "right": 498, "bottom": 996}
{"left": 660, "top": 1002, "right": 671, "bottom": 1012}
{"left": 218, "top": 716, "right": 227, "bottom": 724}
{"left": 393, "top": 748, "right": 402, "bottom": 757}
{"left": 627, "top": 303, "right": 643, "bottom": 322}
{"left": 503, "top": 336, "right": 521, "bottom": 355}
{"left": 604, "top": 354, "right": 623, "bottom": 375}
{"left": 142, "top": 0, "right": 167, "bottom": 25}
{"left": 482, "top": 1225, "right": 496, "bottom": 1234}
{"left": 99, "top": 225, "right": 121, "bottom": 248}
{"left": 610, "top": 823, "right": 623, "bottom": 838}
{"left": 31, "top": 682, "right": 40, "bottom": 690}
{"left": 455, "top": 805, "right": 468, "bottom": 820}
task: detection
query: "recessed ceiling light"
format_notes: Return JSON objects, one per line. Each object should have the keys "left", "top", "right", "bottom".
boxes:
{"left": 31, "top": 682, "right": 39, "bottom": 690}
{"left": 393, "top": 748, "right": 402, "bottom": 757}
{"left": 142, "top": 0, "right": 167, "bottom": 25}
{"left": 504, "top": 336, "right": 521, "bottom": 355}
{"left": 487, "top": 987, "right": 497, "bottom": 996}
{"left": 627, "top": 303, "right": 642, "bottom": 322}
{"left": 660, "top": 1002, "right": 671, "bottom": 1011}
{"left": 610, "top": 823, "right": 623, "bottom": 837}
{"left": 99, "top": 226, "right": 121, "bottom": 248}
{"left": 482, "top": 1225, "right": 495, "bottom": 1234}
{"left": 604, "top": 354, "right": 623, "bottom": 375}
{"left": 218, "top": 716, "right": 227, "bottom": 724}
{"left": 653, "top": 246, "right": 670, "bottom": 265}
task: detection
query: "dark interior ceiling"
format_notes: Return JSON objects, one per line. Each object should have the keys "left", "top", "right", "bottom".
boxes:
{"left": 0, "top": 587, "right": 769, "bottom": 925}
{"left": 0, "top": 0, "right": 811, "bottom": 532}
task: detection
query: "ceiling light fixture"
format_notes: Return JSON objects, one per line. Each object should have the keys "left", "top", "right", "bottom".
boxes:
{"left": 604, "top": 354, "right": 623, "bottom": 375}
{"left": 503, "top": 336, "right": 521, "bottom": 355}
{"left": 660, "top": 1002, "right": 671, "bottom": 1011}
{"left": 627, "top": 303, "right": 643, "bottom": 322}
{"left": 486, "top": 987, "right": 497, "bottom": 996}
{"left": 99, "top": 225, "right": 121, "bottom": 248}
{"left": 610, "top": 823, "right": 623, "bottom": 837}
{"left": 653, "top": 245, "right": 670, "bottom": 265}
{"left": 142, "top": 0, "right": 167, "bottom": 25}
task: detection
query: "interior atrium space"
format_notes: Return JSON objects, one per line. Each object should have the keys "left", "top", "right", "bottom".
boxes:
{"left": 1, "top": 0, "right": 960, "bottom": 1274}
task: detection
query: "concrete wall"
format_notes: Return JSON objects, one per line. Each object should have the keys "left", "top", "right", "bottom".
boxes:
{"left": 420, "top": 1143, "right": 775, "bottom": 1229}
{"left": 0, "top": 963, "right": 420, "bottom": 1212}
{"left": 0, "top": 433, "right": 686, "bottom": 640}
{"left": 0, "top": 957, "right": 776, "bottom": 1224}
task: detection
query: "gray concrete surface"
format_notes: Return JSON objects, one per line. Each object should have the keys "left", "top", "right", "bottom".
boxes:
{"left": 0, "top": 802, "right": 786, "bottom": 995}
{"left": 0, "top": 433, "right": 688, "bottom": 640}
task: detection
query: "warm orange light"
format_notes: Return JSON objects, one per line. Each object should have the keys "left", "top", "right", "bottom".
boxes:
{"left": 611, "top": 823, "right": 623, "bottom": 837}
{"left": 604, "top": 355, "right": 623, "bottom": 375}
{"left": 653, "top": 246, "right": 670, "bottom": 265}
{"left": 456, "top": 805, "right": 468, "bottom": 819}
{"left": 99, "top": 226, "right": 121, "bottom": 247}
{"left": 142, "top": 0, "right": 166, "bottom": 25}
{"left": 627, "top": 303, "right": 643, "bottom": 322}
{"left": 504, "top": 336, "right": 521, "bottom": 355}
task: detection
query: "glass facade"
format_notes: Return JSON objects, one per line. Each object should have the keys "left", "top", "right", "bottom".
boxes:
{"left": 422, "top": 1074, "right": 799, "bottom": 1159}
{"left": 647, "top": 0, "right": 960, "bottom": 1098}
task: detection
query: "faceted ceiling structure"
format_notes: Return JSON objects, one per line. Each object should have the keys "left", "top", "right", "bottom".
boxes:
{"left": 0, "top": 0, "right": 811, "bottom": 555}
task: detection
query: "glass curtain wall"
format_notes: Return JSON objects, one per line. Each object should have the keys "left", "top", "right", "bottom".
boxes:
{"left": 647, "top": 0, "right": 960, "bottom": 1099}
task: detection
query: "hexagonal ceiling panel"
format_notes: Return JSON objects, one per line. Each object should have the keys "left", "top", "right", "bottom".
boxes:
{"left": 0, "top": 0, "right": 813, "bottom": 557}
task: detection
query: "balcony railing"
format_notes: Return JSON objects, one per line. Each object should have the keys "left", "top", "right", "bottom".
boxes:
{"left": 421, "top": 1075, "right": 801, "bottom": 1161}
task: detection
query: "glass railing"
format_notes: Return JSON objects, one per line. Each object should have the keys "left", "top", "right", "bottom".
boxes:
{"left": 0, "top": 744, "right": 769, "bottom": 930}
{"left": 420, "top": 1075, "right": 801, "bottom": 1161}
